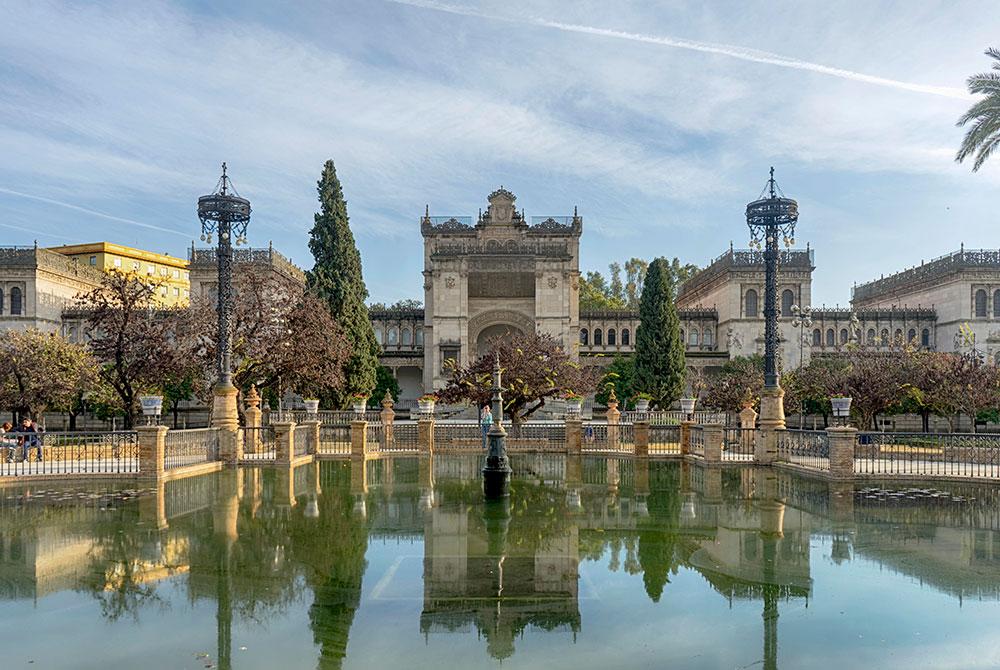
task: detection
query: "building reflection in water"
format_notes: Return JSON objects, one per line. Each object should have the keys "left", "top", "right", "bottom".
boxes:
{"left": 2, "top": 457, "right": 1000, "bottom": 667}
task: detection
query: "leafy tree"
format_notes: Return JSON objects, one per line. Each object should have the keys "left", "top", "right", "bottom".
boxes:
{"left": 579, "top": 271, "right": 625, "bottom": 310}
{"left": 436, "top": 332, "right": 600, "bottom": 427}
{"left": 624, "top": 258, "right": 649, "bottom": 307}
{"left": 368, "top": 298, "right": 422, "bottom": 311}
{"left": 306, "top": 160, "right": 380, "bottom": 406}
{"left": 77, "top": 272, "right": 182, "bottom": 428}
{"left": 369, "top": 365, "right": 401, "bottom": 408}
{"left": 956, "top": 48, "right": 1000, "bottom": 171}
{"left": 595, "top": 356, "right": 635, "bottom": 408}
{"left": 160, "top": 370, "right": 204, "bottom": 429}
{"left": 0, "top": 329, "right": 98, "bottom": 421}
{"left": 702, "top": 355, "right": 764, "bottom": 413}
{"left": 580, "top": 257, "right": 697, "bottom": 310}
{"left": 633, "top": 258, "right": 685, "bottom": 409}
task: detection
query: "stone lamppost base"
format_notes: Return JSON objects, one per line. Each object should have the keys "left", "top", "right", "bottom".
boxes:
{"left": 483, "top": 430, "right": 511, "bottom": 499}
{"left": 211, "top": 382, "right": 240, "bottom": 431}
{"left": 755, "top": 386, "right": 786, "bottom": 464}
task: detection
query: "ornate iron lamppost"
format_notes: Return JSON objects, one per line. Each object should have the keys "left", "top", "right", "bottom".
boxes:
{"left": 198, "top": 163, "right": 251, "bottom": 428}
{"left": 746, "top": 167, "right": 799, "bottom": 441}
{"left": 482, "top": 352, "right": 512, "bottom": 498}
{"left": 790, "top": 304, "right": 812, "bottom": 428}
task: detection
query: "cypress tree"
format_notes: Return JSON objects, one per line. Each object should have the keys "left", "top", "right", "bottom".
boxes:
{"left": 634, "top": 257, "right": 686, "bottom": 408}
{"left": 306, "top": 160, "right": 379, "bottom": 407}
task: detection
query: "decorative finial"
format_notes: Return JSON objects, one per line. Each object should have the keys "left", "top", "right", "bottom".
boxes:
{"left": 768, "top": 166, "right": 776, "bottom": 198}
{"left": 425, "top": 204, "right": 429, "bottom": 218}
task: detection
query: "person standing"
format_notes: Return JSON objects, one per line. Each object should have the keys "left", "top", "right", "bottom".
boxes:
{"left": 480, "top": 404, "right": 493, "bottom": 450}
{"left": 15, "top": 417, "right": 39, "bottom": 462}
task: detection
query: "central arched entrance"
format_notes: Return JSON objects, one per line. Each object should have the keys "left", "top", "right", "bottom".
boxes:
{"left": 469, "top": 309, "right": 536, "bottom": 361}
{"left": 476, "top": 323, "right": 525, "bottom": 358}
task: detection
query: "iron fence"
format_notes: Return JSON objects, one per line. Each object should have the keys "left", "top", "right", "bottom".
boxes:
{"left": 723, "top": 427, "right": 756, "bottom": 460}
{"left": 777, "top": 430, "right": 829, "bottom": 469}
{"left": 855, "top": 432, "right": 1000, "bottom": 478}
{"left": 318, "top": 425, "right": 351, "bottom": 454}
{"left": 164, "top": 428, "right": 219, "bottom": 470}
{"left": 0, "top": 431, "right": 139, "bottom": 476}
{"left": 384, "top": 422, "right": 420, "bottom": 452}
{"left": 293, "top": 425, "right": 311, "bottom": 456}
{"left": 435, "top": 422, "right": 484, "bottom": 451}
{"left": 690, "top": 426, "right": 704, "bottom": 456}
{"left": 623, "top": 410, "right": 728, "bottom": 425}
{"left": 242, "top": 426, "right": 275, "bottom": 460}
{"left": 269, "top": 410, "right": 380, "bottom": 425}
{"left": 648, "top": 424, "right": 681, "bottom": 454}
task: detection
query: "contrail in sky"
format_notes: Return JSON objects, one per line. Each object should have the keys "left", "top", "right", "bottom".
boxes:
{"left": 0, "top": 187, "right": 190, "bottom": 238}
{"left": 388, "top": 0, "right": 968, "bottom": 100}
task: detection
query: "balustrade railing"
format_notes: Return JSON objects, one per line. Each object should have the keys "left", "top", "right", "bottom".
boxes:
{"left": 690, "top": 426, "right": 704, "bottom": 456}
{"left": 164, "top": 428, "right": 218, "bottom": 470}
{"left": 777, "top": 430, "right": 829, "bottom": 469}
{"left": 318, "top": 425, "right": 351, "bottom": 455}
{"left": 855, "top": 432, "right": 1000, "bottom": 478}
{"left": 293, "top": 425, "right": 311, "bottom": 456}
{"left": 242, "top": 426, "right": 275, "bottom": 460}
{"left": 0, "top": 431, "right": 138, "bottom": 476}
{"left": 623, "top": 410, "right": 728, "bottom": 425}
{"left": 723, "top": 427, "right": 756, "bottom": 460}
{"left": 269, "top": 410, "right": 379, "bottom": 425}
{"left": 648, "top": 424, "right": 681, "bottom": 454}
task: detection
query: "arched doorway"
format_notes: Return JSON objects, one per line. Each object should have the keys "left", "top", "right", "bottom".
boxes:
{"left": 476, "top": 323, "right": 524, "bottom": 359}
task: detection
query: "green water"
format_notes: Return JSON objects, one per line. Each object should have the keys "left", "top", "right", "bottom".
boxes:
{"left": 1, "top": 457, "right": 999, "bottom": 669}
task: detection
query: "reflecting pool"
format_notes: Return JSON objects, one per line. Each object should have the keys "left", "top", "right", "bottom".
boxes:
{"left": 2, "top": 457, "right": 1000, "bottom": 669}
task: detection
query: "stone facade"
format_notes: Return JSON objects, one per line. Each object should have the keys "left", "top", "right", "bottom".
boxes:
{"left": 187, "top": 243, "right": 306, "bottom": 301}
{"left": 0, "top": 246, "right": 102, "bottom": 335}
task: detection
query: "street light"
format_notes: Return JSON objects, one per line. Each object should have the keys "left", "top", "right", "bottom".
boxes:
{"left": 746, "top": 168, "right": 799, "bottom": 431}
{"left": 198, "top": 163, "right": 251, "bottom": 427}
{"left": 791, "top": 304, "right": 812, "bottom": 428}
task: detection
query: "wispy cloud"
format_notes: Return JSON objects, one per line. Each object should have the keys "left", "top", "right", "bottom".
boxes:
{"left": 388, "top": 0, "right": 969, "bottom": 99}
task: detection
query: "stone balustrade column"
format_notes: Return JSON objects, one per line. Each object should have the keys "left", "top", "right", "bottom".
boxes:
{"left": 137, "top": 425, "right": 167, "bottom": 480}
{"left": 826, "top": 427, "right": 857, "bottom": 480}
{"left": 380, "top": 392, "right": 395, "bottom": 450}
{"left": 273, "top": 420, "right": 295, "bottom": 466}
{"left": 703, "top": 424, "right": 724, "bottom": 464}
{"left": 217, "top": 426, "right": 241, "bottom": 465}
{"left": 739, "top": 406, "right": 758, "bottom": 430}
{"left": 302, "top": 420, "right": 321, "bottom": 456}
{"left": 606, "top": 397, "right": 620, "bottom": 451}
{"left": 756, "top": 427, "right": 782, "bottom": 465}
{"left": 243, "top": 384, "right": 262, "bottom": 455}
{"left": 417, "top": 418, "right": 434, "bottom": 455}
{"left": 680, "top": 420, "right": 695, "bottom": 456}
{"left": 350, "top": 420, "right": 368, "bottom": 459}
{"left": 565, "top": 418, "right": 582, "bottom": 455}
{"left": 634, "top": 421, "right": 649, "bottom": 457}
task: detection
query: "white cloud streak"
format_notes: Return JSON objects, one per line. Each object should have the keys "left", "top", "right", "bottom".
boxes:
{"left": 388, "top": 0, "right": 969, "bottom": 100}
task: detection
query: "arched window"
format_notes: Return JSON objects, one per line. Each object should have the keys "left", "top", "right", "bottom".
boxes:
{"left": 826, "top": 329, "right": 835, "bottom": 347}
{"left": 580, "top": 328, "right": 589, "bottom": 346}
{"left": 607, "top": 328, "right": 616, "bottom": 346}
{"left": 907, "top": 328, "right": 916, "bottom": 343}
{"left": 812, "top": 328, "right": 821, "bottom": 346}
{"left": 416, "top": 328, "right": 424, "bottom": 346}
{"left": 689, "top": 329, "right": 699, "bottom": 346}
{"left": 594, "top": 329, "right": 603, "bottom": 346}
{"left": 976, "top": 289, "right": 988, "bottom": 317}
{"left": 621, "top": 328, "right": 630, "bottom": 346}
{"left": 374, "top": 327, "right": 383, "bottom": 344}
{"left": 781, "top": 290, "right": 794, "bottom": 317}
{"left": 995, "top": 290, "right": 1000, "bottom": 317}
{"left": 388, "top": 326, "right": 399, "bottom": 345}
{"left": 921, "top": 328, "right": 930, "bottom": 348}
{"left": 10, "top": 287, "right": 21, "bottom": 315}
{"left": 840, "top": 329, "right": 849, "bottom": 345}
{"left": 880, "top": 328, "right": 889, "bottom": 345}
{"left": 893, "top": 329, "right": 902, "bottom": 345}
{"left": 703, "top": 329, "right": 714, "bottom": 346}
{"left": 867, "top": 328, "right": 876, "bottom": 345}
{"left": 402, "top": 328, "right": 412, "bottom": 345}
{"left": 680, "top": 329, "right": 685, "bottom": 344}
{"left": 745, "top": 289, "right": 758, "bottom": 318}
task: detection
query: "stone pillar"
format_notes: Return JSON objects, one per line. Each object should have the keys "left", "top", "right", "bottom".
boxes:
{"left": 680, "top": 420, "right": 695, "bottom": 456}
{"left": 213, "top": 469, "right": 241, "bottom": 541}
{"left": 137, "top": 425, "right": 167, "bottom": 479}
{"left": 634, "top": 421, "right": 649, "bottom": 457}
{"left": 351, "top": 420, "right": 368, "bottom": 459}
{"left": 826, "top": 427, "right": 857, "bottom": 480}
{"left": 756, "top": 388, "right": 785, "bottom": 465}
{"left": 380, "top": 391, "right": 395, "bottom": 450}
{"left": 703, "top": 424, "right": 724, "bottom": 464}
{"left": 302, "top": 420, "right": 321, "bottom": 456}
{"left": 217, "top": 426, "right": 241, "bottom": 465}
{"left": 273, "top": 420, "right": 295, "bottom": 466}
{"left": 703, "top": 468, "right": 723, "bottom": 503}
{"left": 739, "top": 405, "right": 758, "bottom": 430}
{"left": 211, "top": 382, "right": 239, "bottom": 431}
{"left": 565, "top": 418, "right": 582, "bottom": 455}
{"left": 243, "top": 384, "right": 262, "bottom": 455}
{"left": 243, "top": 468, "right": 263, "bottom": 518}
{"left": 417, "top": 418, "right": 434, "bottom": 455}
{"left": 606, "top": 393, "right": 620, "bottom": 451}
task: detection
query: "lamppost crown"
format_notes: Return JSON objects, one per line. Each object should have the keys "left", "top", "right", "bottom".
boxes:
{"left": 198, "top": 162, "right": 252, "bottom": 245}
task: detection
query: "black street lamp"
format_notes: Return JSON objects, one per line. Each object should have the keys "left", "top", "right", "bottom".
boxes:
{"left": 198, "top": 163, "right": 251, "bottom": 413}
{"left": 746, "top": 168, "right": 799, "bottom": 390}
{"left": 482, "top": 352, "right": 511, "bottom": 498}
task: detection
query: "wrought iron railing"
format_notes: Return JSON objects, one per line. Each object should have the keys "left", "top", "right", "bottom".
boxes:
{"left": 623, "top": 410, "right": 728, "bottom": 425}
{"left": 723, "top": 427, "right": 756, "bottom": 460}
{"left": 777, "top": 430, "right": 829, "bottom": 469}
{"left": 164, "top": 428, "right": 219, "bottom": 470}
{"left": 269, "top": 410, "right": 380, "bottom": 425}
{"left": 0, "top": 431, "right": 138, "bottom": 476}
{"left": 293, "top": 425, "right": 311, "bottom": 456}
{"left": 855, "top": 432, "right": 1000, "bottom": 478}
{"left": 648, "top": 424, "right": 681, "bottom": 454}
{"left": 690, "top": 426, "right": 704, "bottom": 456}
{"left": 318, "top": 425, "right": 350, "bottom": 454}
{"left": 242, "top": 426, "right": 275, "bottom": 460}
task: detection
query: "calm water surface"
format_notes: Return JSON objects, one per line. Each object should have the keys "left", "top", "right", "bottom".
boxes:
{"left": 1, "top": 457, "right": 999, "bottom": 669}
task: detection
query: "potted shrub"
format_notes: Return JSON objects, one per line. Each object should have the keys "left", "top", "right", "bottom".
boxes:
{"left": 351, "top": 393, "right": 369, "bottom": 414}
{"left": 417, "top": 393, "right": 437, "bottom": 416}
{"left": 563, "top": 391, "right": 583, "bottom": 417}
{"left": 633, "top": 393, "right": 652, "bottom": 413}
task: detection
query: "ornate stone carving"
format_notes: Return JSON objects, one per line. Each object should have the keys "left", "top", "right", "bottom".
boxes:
{"left": 468, "top": 309, "right": 536, "bottom": 344}
{"left": 445, "top": 275, "right": 456, "bottom": 289}
{"left": 547, "top": 276, "right": 558, "bottom": 289}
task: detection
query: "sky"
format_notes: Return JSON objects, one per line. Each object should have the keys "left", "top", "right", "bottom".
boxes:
{"left": 1, "top": 0, "right": 998, "bottom": 307}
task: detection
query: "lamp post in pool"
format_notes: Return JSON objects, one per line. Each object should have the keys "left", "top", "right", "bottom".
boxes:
{"left": 198, "top": 163, "right": 251, "bottom": 430}
{"left": 746, "top": 168, "right": 798, "bottom": 458}
{"left": 483, "top": 352, "right": 512, "bottom": 498}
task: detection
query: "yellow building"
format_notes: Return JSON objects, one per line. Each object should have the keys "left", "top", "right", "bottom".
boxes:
{"left": 47, "top": 242, "right": 191, "bottom": 307}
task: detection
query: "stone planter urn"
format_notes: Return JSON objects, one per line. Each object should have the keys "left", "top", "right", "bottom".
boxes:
{"left": 634, "top": 399, "right": 650, "bottom": 413}
{"left": 831, "top": 396, "right": 852, "bottom": 425}
{"left": 417, "top": 397, "right": 436, "bottom": 416}
{"left": 352, "top": 398, "right": 369, "bottom": 414}
{"left": 138, "top": 395, "right": 163, "bottom": 424}
{"left": 565, "top": 398, "right": 583, "bottom": 418}
{"left": 303, "top": 399, "right": 320, "bottom": 415}
{"left": 679, "top": 397, "right": 697, "bottom": 419}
